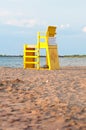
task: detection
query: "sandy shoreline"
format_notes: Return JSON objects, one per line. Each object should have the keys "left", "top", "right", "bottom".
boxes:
{"left": 0, "top": 66, "right": 86, "bottom": 130}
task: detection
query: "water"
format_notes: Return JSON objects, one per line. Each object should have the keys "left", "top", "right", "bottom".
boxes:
{"left": 59, "top": 57, "right": 86, "bottom": 66}
{"left": 0, "top": 56, "right": 86, "bottom": 68}
{"left": 0, "top": 56, "right": 23, "bottom": 68}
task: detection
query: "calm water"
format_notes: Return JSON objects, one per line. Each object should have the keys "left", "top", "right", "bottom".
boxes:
{"left": 0, "top": 56, "right": 86, "bottom": 68}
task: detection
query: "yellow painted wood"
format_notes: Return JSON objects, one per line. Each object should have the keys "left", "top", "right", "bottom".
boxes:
{"left": 48, "top": 45, "right": 60, "bottom": 69}
{"left": 37, "top": 32, "right": 40, "bottom": 70}
{"left": 47, "top": 26, "right": 56, "bottom": 37}
{"left": 24, "top": 45, "right": 35, "bottom": 68}
{"left": 25, "top": 56, "right": 38, "bottom": 58}
{"left": 23, "top": 26, "right": 60, "bottom": 70}
{"left": 23, "top": 33, "right": 40, "bottom": 69}
{"left": 25, "top": 61, "right": 38, "bottom": 64}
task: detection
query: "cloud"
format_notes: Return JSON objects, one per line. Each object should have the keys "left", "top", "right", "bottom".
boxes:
{"left": 82, "top": 26, "right": 86, "bottom": 32}
{"left": 0, "top": 10, "right": 11, "bottom": 17}
{"left": 0, "top": 9, "right": 23, "bottom": 17}
{"left": 59, "top": 24, "right": 70, "bottom": 29}
{"left": 0, "top": 9, "right": 47, "bottom": 28}
{"left": 5, "top": 19, "right": 37, "bottom": 27}
{"left": 0, "top": 9, "right": 38, "bottom": 27}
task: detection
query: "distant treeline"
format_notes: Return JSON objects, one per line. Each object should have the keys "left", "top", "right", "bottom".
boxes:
{"left": 0, "top": 55, "right": 23, "bottom": 57}
{"left": 59, "top": 55, "right": 86, "bottom": 58}
{"left": 0, "top": 54, "right": 86, "bottom": 57}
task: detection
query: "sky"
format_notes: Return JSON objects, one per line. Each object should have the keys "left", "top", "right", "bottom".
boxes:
{"left": 0, "top": 0, "right": 86, "bottom": 55}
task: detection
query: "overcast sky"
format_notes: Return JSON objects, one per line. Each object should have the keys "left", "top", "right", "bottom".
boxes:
{"left": 0, "top": 0, "right": 86, "bottom": 55}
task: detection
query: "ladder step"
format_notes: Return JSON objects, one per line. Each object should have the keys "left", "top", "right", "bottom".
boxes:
{"left": 25, "top": 61, "right": 39, "bottom": 64}
{"left": 40, "top": 36, "right": 46, "bottom": 39}
{"left": 25, "top": 56, "right": 39, "bottom": 58}
{"left": 27, "top": 45, "right": 39, "bottom": 48}
{"left": 25, "top": 50, "right": 39, "bottom": 52}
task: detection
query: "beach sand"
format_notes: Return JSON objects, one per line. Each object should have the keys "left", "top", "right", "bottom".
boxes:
{"left": 0, "top": 66, "right": 86, "bottom": 130}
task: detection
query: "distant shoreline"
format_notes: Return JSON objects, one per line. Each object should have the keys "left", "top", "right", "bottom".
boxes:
{"left": 0, "top": 55, "right": 86, "bottom": 58}
{"left": 59, "top": 55, "right": 86, "bottom": 58}
{"left": 0, "top": 55, "right": 23, "bottom": 57}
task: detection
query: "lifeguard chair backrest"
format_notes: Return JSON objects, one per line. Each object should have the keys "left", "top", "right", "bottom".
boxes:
{"left": 46, "top": 26, "right": 56, "bottom": 37}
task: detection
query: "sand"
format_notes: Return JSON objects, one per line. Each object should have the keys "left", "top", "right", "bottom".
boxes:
{"left": 0, "top": 66, "right": 86, "bottom": 130}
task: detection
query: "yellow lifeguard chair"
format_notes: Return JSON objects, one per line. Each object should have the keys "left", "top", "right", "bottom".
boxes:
{"left": 23, "top": 26, "right": 60, "bottom": 70}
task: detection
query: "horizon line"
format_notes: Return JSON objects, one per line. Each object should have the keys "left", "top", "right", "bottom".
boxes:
{"left": 0, "top": 54, "right": 86, "bottom": 57}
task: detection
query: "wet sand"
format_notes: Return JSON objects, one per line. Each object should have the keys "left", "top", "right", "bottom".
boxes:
{"left": 0, "top": 66, "right": 86, "bottom": 130}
